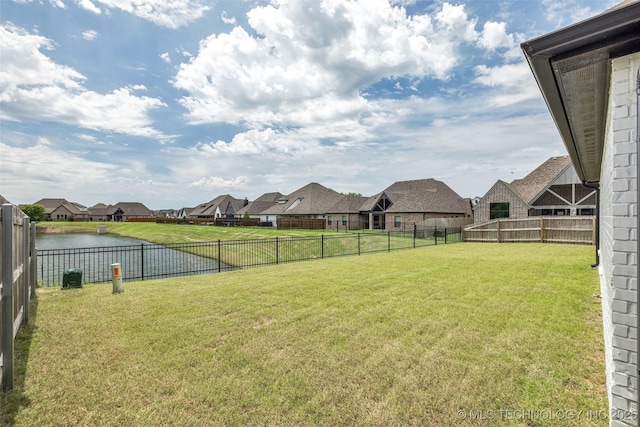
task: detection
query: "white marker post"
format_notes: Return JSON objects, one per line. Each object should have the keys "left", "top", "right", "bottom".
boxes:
{"left": 111, "top": 263, "right": 124, "bottom": 294}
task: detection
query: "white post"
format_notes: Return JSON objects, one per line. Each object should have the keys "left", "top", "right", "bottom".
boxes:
{"left": 111, "top": 263, "right": 123, "bottom": 294}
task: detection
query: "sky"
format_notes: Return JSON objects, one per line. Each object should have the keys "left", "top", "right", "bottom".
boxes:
{"left": 0, "top": 0, "right": 621, "bottom": 211}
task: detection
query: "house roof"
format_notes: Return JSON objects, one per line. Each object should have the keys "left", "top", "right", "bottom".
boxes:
{"left": 521, "top": 0, "right": 640, "bottom": 184}
{"left": 190, "top": 195, "right": 245, "bottom": 217}
{"left": 327, "top": 195, "right": 370, "bottom": 214}
{"left": 112, "top": 202, "right": 153, "bottom": 216}
{"left": 236, "top": 192, "right": 283, "bottom": 215}
{"left": 261, "top": 183, "right": 344, "bottom": 215}
{"left": 0, "top": 194, "right": 11, "bottom": 205}
{"left": 34, "top": 198, "right": 86, "bottom": 215}
{"left": 377, "top": 179, "right": 469, "bottom": 214}
{"left": 506, "top": 156, "right": 572, "bottom": 204}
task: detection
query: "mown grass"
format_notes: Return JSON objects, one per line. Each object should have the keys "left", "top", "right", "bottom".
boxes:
{"left": 2, "top": 243, "right": 606, "bottom": 426}
{"left": 35, "top": 221, "right": 332, "bottom": 244}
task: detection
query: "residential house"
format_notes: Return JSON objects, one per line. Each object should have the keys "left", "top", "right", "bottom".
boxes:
{"left": 325, "top": 195, "right": 370, "bottom": 230}
{"left": 474, "top": 156, "right": 597, "bottom": 223}
{"left": 189, "top": 195, "right": 248, "bottom": 220}
{"left": 260, "top": 183, "right": 344, "bottom": 228}
{"left": 177, "top": 207, "right": 195, "bottom": 219}
{"left": 522, "top": 2, "right": 640, "bottom": 423}
{"left": 88, "top": 202, "right": 153, "bottom": 221}
{"left": 34, "top": 198, "right": 87, "bottom": 221}
{"left": 236, "top": 192, "right": 283, "bottom": 225}
{"left": 359, "top": 179, "right": 471, "bottom": 230}
{"left": 154, "top": 209, "right": 179, "bottom": 219}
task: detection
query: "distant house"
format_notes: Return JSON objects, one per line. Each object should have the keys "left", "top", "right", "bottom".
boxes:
{"left": 236, "top": 192, "right": 283, "bottom": 224}
{"left": 34, "top": 198, "right": 87, "bottom": 221}
{"left": 521, "top": 1, "right": 639, "bottom": 422}
{"left": 177, "top": 207, "right": 195, "bottom": 219}
{"left": 358, "top": 179, "right": 471, "bottom": 230}
{"left": 474, "top": 156, "right": 596, "bottom": 223}
{"left": 189, "top": 195, "right": 248, "bottom": 220}
{"left": 326, "top": 195, "right": 371, "bottom": 230}
{"left": 260, "top": 183, "right": 344, "bottom": 228}
{"left": 88, "top": 202, "right": 153, "bottom": 222}
{"left": 155, "top": 209, "right": 178, "bottom": 219}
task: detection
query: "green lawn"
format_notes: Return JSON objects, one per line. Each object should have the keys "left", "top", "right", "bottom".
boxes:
{"left": 35, "top": 221, "right": 334, "bottom": 243}
{"left": 2, "top": 243, "right": 606, "bottom": 426}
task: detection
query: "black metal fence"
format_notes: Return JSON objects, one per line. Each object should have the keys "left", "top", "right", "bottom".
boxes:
{"left": 37, "top": 227, "right": 461, "bottom": 287}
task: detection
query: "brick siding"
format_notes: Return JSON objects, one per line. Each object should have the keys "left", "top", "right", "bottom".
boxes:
{"left": 599, "top": 52, "right": 639, "bottom": 426}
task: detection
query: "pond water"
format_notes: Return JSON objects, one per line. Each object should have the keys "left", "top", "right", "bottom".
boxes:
{"left": 36, "top": 233, "right": 227, "bottom": 286}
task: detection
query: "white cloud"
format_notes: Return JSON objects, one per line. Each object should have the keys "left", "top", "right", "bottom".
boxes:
{"left": 478, "top": 21, "right": 513, "bottom": 51}
{"left": 0, "top": 23, "right": 85, "bottom": 90}
{"left": 0, "top": 24, "right": 167, "bottom": 138}
{"left": 189, "top": 176, "right": 250, "bottom": 189}
{"left": 76, "top": 0, "right": 102, "bottom": 14}
{"left": 87, "top": 0, "right": 211, "bottom": 28}
{"left": 173, "top": 0, "right": 483, "bottom": 126}
{"left": 541, "top": 0, "right": 616, "bottom": 27}
{"left": 81, "top": 29, "right": 98, "bottom": 40}
{"left": 160, "top": 52, "right": 171, "bottom": 63}
{"left": 221, "top": 11, "right": 236, "bottom": 25}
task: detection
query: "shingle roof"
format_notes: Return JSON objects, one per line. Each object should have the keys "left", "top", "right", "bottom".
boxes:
{"left": 381, "top": 179, "right": 469, "bottom": 214}
{"left": 236, "top": 192, "right": 283, "bottom": 215}
{"left": 34, "top": 198, "right": 86, "bottom": 215}
{"left": 113, "top": 202, "right": 153, "bottom": 216}
{"left": 327, "top": 195, "right": 370, "bottom": 214}
{"left": 190, "top": 195, "right": 245, "bottom": 217}
{"left": 506, "top": 156, "right": 572, "bottom": 204}
{"left": 261, "top": 183, "right": 344, "bottom": 215}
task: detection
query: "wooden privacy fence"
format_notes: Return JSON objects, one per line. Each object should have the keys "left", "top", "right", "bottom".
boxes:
{"left": 1, "top": 204, "right": 36, "bottom": 391}
{"left": 463, "top": 216, "right": 595, "bottom": 244}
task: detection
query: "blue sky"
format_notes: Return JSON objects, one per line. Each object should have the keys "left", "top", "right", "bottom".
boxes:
{"left": 0, "top": 0, "right": 619, "bottom": 210}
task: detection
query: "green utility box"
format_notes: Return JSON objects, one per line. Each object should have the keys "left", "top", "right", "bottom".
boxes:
{"left": 62, "top": 268, "right": 83, "bottom": 289}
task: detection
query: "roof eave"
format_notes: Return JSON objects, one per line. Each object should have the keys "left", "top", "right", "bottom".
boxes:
{"left": 521, "top": 1, "right": 640, "bottom": 185}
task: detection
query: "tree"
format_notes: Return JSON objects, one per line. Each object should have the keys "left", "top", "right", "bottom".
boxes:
{"left": 19, "top": 204, "right": 46, "bottom": 221}
{"left": 341, "top": 192, "right": 362, "bottom": 197}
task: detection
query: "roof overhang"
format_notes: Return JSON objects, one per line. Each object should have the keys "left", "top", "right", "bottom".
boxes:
{"left": 521, "top": 1, "right": 640, "bottom": 184}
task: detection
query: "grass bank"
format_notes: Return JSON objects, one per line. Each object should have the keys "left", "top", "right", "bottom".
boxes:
{"left": 35, "top": 221, "right": 331, "bottom": 244}
{"left": 2, "top": 243, "right": 606, "bottom": 426}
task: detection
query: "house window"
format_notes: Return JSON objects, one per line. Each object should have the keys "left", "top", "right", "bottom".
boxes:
{"left": 490, "top": 203, "right": 509, "bottom": 219}
{"left": 342, "top": 215, "right": 347, "bottom": 226}
{"left": 327, "top": 215, "right": 333, "bottom": 226}
{"left": 394, "top": 216, "right": 401, "bottom": 228}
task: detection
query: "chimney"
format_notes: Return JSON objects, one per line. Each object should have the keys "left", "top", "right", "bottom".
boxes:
{"left": 244, "top": 197, "right": 249, "bottom": 206}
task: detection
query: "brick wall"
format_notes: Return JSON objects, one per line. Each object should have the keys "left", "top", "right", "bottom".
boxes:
{"left": 599, "top": 52, "right": 639, "bottom": 427}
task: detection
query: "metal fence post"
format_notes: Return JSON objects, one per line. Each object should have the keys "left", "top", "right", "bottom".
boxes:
{"left": 358, "top": 233, "right": 361, "bottom": 255}
{"left": 140, "top": 243, "right": 145, "bottom": 281}
{"left": 444, "top": 227, "right": 448, "bottom": 245}
{"left": 275, "top": 237, "right": 279, "bottom": 265}
{"left": 388, "top": 231, "right": 391, "bottom": 252}
{"left": 434, "top": 226, "right": 438, "bottom": 245}
{"left": 413, "top": 224, "right": 416, "bottom": 248}
{"left": 321, "top": 234, "right": 324, "bottom": 259}
{"left": 2, "top": 204, "right": 15, "bottom": 391}
{"left": 218, "top": 240, "right": 222, "bottom": 273}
